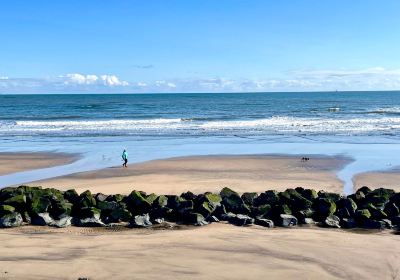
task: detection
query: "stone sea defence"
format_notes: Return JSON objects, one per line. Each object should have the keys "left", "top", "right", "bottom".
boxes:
{"left": 0, "top": 185, "right": 399, "bottom": 230}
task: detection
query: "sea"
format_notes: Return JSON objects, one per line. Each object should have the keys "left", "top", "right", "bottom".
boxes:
{"left": 1, "top": 91, "right": 400, "bottom": 193}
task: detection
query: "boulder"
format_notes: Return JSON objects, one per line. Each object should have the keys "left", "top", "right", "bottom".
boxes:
{"left": 302, "top": 218, "right": 316, "bottom": 225}
{"left": 318, "top": 191, "right": 342, "bottom": 202}
{"left": 254, "top": 190, "right": 280, "bottom": 206}
{"left": 362, "top": 219, "right": 387, "bottom": 229}
{"left": 384, "top": 203, "right": 399, "bottom": 217}
{"left": 314, "top": 198, "right": 336, "bottom": 220}
{"left": 49, "top": 216, "right": 72, "bottom": 228}
{"left": 355, "top": 209, "right": 371, "bottom": 220}
{"left": 341, "top": 218, "right": 357, "bottom": 228}
{"left": 180, "top": 191, "right": 196, "bottom": 201}
{"left": 77, "top": 207, "right": 101, "bottom": 220}
{"left": 324, "top": 215, "right": 341, "bottom": 228}
{"left": 255, "top": 218, "right": 274, "bottom": 228}
{"left": 29, "top": 196, "right": 51, "bottom": 214}
{"left": 126, "top": 191, "right": 152, "bottom": 214}
{"left": 220, "top": 187, "right": 250, "bottom": 214}
{"left": 336, "top": 198, "right": 357, "bottom": 216}
{"left": 301, "top": 189, "right": 318, "bottom": 201}
{"left": 0, "top": 205, "right": 15, "bottom": 216}
{"left": 31, "top": 212, "right": 54, "bottom": 226}
{"left": 152, "top": 195, "right": 168, "bottom": 208}
{"left": 206, "top": 215, "right": 219, "bottom": 223}
{"left": 391, "top": 216, "right": 400, "bottom": 226}
{"left": 182, "top": 212, "right": 208, "bottom": 226}
{"left": 0, "top": 212, "right": 23, "bottom": 228}
{"left": 95, "top": 193, "right": 108, "bottom": 202}
{"left": 110, "top": 207, "right": 132, "bottom": 222}
{"left": 3, "top": 194, "right": 27, "bottom": 211}
{"left": 97, "top": 200, "right": 119, "bottom": 211}
{"left": 130, "top": 213, "right": 152, "bottom": 228}
{"left": 357, "top": 186, "right": 372, "bottom": 195}
{"left": 241, "top": 192, "right": 258, "bottom": 206}
{"left": 78, "top": 190, "right": 96, "bottom": 208}
{"left": 251, "top": 204, "right": 271, "bottom": 218}
{"left": 279, "top": 214, "right": 298, "bottom": 227}
{"left": 226, "top": 214, "right": 254, "bottom": 226}
{"left": 63, "top": 189, "right": 80, "bottom": 204}
{"left": 49, "top": 200, "right": 73, "bottom": 219}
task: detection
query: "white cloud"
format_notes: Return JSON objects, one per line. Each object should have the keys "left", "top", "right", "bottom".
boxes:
{"left": 62, "top": 73, "right": 129, "bottom": 86}
{"left": 1, "top": 67, "right": 400, "bottom": 93}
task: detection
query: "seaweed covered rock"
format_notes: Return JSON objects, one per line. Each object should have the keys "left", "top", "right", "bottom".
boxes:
{"left": 314, "top": 198, "right": 336, "bottom": 220}
{"left": 221, "top": 213, "right": 254, "bottom": 226}
{"left": 126, "top": 191, "right": 152, "bottom": 214}
{"left": 255, "top": 218, "right": 274, "bottom": 228}
{"left": 220, "top": 187, "right": 250, "bottom": 214}
{"left": 31, "top": 212, "right": 54, "bottom": 226}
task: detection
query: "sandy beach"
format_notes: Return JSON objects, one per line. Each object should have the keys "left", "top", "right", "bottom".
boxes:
{"left": 1, "top": 152, "right": 399, "bottom": 280}
{"left": 0, "top": 224, "right": 398, "bottom": 280}
{"left": 30, "top": 154, "right": 350, "bottom": 195}
{"left": 0, "top": 152, "right": 79, "bottom": 176}
{"left": 354, "top": 171, "right": 400, "bottom": 191}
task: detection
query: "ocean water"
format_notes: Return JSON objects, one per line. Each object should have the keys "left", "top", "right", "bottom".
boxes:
{"left": 2, "top": 92, "right": 400, "bottom": 137}
{"left": 1, "top": 91, "right": 400, "bottom": 193}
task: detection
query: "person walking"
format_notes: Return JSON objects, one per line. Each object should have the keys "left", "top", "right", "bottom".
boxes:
{"left": 122, "top": 149, "right": 128, "bottom": 167}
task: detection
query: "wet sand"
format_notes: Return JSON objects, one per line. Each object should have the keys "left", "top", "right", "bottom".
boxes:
{"left": 0, "top": 152, "right": 79, "bottom": 176}
{"left": 0, "top": 224, "right": 398, "bottom": 280}
{"left": 31, "top": 154, "right": 350, "bottom": 195}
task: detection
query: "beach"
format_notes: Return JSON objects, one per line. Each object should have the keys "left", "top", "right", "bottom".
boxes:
{"left": 0, "top": 152, "right": 78, "bottom": 176}
{"left": 0, "top": 152, "right": 399, "bottom": 279}
{"left": 30, "top": 154, "right": 349, "bottom": 195}
{"left": 0, "top": 224, "right": 398, "bottom": 280}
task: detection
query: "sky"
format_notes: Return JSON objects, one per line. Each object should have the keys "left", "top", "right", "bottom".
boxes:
{"left": 1, "top": 0, "right": 400, "bottom": 93}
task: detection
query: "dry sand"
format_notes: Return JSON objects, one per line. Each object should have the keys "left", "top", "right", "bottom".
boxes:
{"left": 0, "top": 224, "right": 398, "bottom": 280}
{"left": 0, "top": 152, "right": 78, "bottom": 176}
{"left": 31, "top": 154, "right": 350, "bottom": 195}
{"left": 354, "top": 170, "right": 400, "bottom": 192}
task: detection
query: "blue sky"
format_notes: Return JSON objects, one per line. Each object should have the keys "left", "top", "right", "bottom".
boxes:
{"left": 1, "top": 0, "right": 400, "bottom": 93}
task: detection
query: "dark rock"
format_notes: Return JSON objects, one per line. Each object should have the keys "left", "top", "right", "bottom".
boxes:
{"left": 0, "top": 212, "right": 23, "bottom": 228}
{"left": 241, "top": 192, "right": 258, "bottom": 206}
{"left": 226, "top": 214, "right": 254, "bottom": 226}
{"left": 391, "top": 216, "right": 400, "bottom": 226}
{"left": 251, "top": 204, "right": 271, "bottom": 218}
{"left": 110, "top": 207, "right": 132, "bottom": 222}
{"left": 146, "top": 193, "right": 158, "bottom": 205}
{"left": 220, "top": 187, "right": 250, "bottom": 214}
{"left": 279, "top": 214, "right": 298, "bottom": 227}
{"left": 341, "top": 218, "right": 357, "bottom": 228}
{"left": 63, "top": 189, "right": 79, "bottom": 204}
{"left": 254, "top": 190, "right": 280, "bottom": 206}
{"left": 130, "top": 213, "right": 152, "bottom": 228}
{"left": 357, "top": 186, "right": 372, "bottom": 195}
{"left": 31, "top": 212, "right": 54, "bottom": 226}
{"left": 182, "top": 212, "right": 208, "bottom": 226}
{"left": 0, "top": 205, "right": 15, "bottom": 216}
{"left": 336, "top": 198, "right": 357, "bottom": 216}
{"left": 206, "top": 215, "right": 219, "bottom": 223}
{"left": 384, "top": 203, "right": 399, "bottom": 217}
{"left": 181, "top": 191, "right": 196, "bottom": 201}
{"left": 362, "top": 219, "right": 386, "bottom": 229}
{"left": 301, "top": 189, "right": 318, "bottom": 201}
{"left": 97, "top": 200, "right": 119, "bottom": 211}
{"left": 324, "top": 215, "right": 341, "bottom": 228}
{"left": 317, "top": 191, "right": 342, "bottom": 201}
{"left": 30, "top": 196, "right": 51, "bottom": 214}
{"left": 78, "top": 190, "right": 96, "bottom": 208}
{"left": 50, "top": 200, "right": 73, "bottom": 219}
{"left": 298, "top": 208, "right": 315, "bottom": 219}
{"left": 3, "top": 194, "right": 26, "bottom": 211}
{"left": 255, "top": 218, "right": 274, "bottom": 228}
{"left": 126, "top": 191, "right": 152, "bottom": 214}
{"left": 152, "top": 195, "right": 168, "bottom": 208}
{"left": 106, "top": 194, "right": 125, "bottom": 203}
{"left": 355, "top": 209, "right": 371, "bottom": 220}
{"left": 78, "top": 207, "right": 101, "bottom": 219}
{"left": 314, "top": 198, "right": 336, "bottom": 220}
